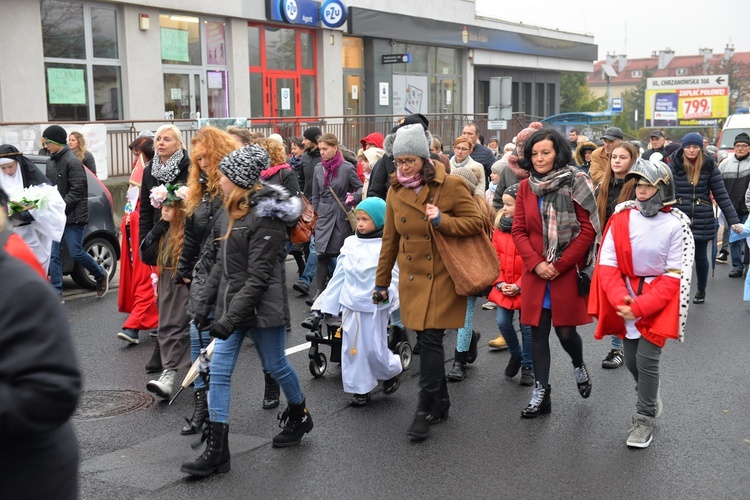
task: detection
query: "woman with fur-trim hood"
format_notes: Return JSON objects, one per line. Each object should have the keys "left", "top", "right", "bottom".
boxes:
{"left": 575, "top": 141, "right": 598, "bottom": 173}
{"left": 184, "top": 145, "right": 311, "bottom": 477}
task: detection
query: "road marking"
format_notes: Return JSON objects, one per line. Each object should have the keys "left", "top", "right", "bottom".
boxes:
{"left": 286, "top": 342, "right": 311, "bottom": 356}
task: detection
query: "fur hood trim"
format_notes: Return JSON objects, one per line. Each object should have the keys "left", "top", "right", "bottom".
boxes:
{"left": 253, "top": 183, "right": 303, "bottom": 224}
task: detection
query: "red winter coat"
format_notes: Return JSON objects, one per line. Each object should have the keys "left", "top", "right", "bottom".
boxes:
{"left": 488, "top": 227, "right": 523, "bottom": 310}
{"left": 511, "top": 179, "right": 595, "bottom": 327}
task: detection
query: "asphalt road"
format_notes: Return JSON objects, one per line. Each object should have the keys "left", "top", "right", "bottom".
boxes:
{"left": 64, "top": 260, "right": 750, "bottom": 499}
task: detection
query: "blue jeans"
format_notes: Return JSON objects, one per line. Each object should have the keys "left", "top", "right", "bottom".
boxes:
{"left": 390, "top": 308, "right": 403, "bottom": 328}
{"left": 496, "top": 307, "right": 532, "bottom": 368}
{"left": 208, "top": 325, "right": 303, "bottom": 424}
{"left": 189, "top": 321, "right": 213, "bottom": 390}
{"left": 610, "top": 336, "right": 624, "bottom": 350}
{"left": 298, "top": 235, "right": 317, "bottom": 287}
{"left": 694, "top": 239, "right": 710, "bottom": 291}
{"left": 730, "top": 214, "right": 749, "bottom": 271}
{"left": 49, "top": 223, "right": 104, "bottom": 294}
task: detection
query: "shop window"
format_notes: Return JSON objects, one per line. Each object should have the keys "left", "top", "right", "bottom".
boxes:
{"left": 41, "top": 0, "right": 122, "bottom": 121}
{"left": 302, "top": 75, "right": 316, "bottom": 116}
{"left": 301, "top": 32, "right": 315, "bottom": 70}
{"left": 409, "top": 44, "right": 429, "bottom": 74}
{"left": 436, "top": 47, "right": 456, "bottom": 75}
{"left": 91, "top": 7, "right": 118, "bottom": 59}
{"left": 249, "top": 73, "right": 264, "bottom": 118}
{"left": 265, "top": 27, "right": 297, "bottom": 71}
{"left": 342, "top": 37, "right": 363, "bottom": 69}
{"left": 159, "top": 14, "right": 201, "bottom": 65}
{"left": 249, "top": 26, "right": 261, "bottom": 67}
{"left": 536, "top": 83, "right": 545, "bottom": 117}
{"left": 547, "top": 83, "right": 556, "bottom": 116}
{"left": 205, "top": 21, "right": 226, "bottom": 66}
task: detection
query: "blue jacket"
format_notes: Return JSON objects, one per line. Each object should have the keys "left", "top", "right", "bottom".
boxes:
{"left": 668, "top": 149, "right": 738, "bottom": 241}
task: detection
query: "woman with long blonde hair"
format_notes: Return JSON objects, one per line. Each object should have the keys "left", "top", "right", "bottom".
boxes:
{"left": 183, "top": 145, "right": 311, "bottom": 477}
{"left": 175, "top": 126, "right": 240, "bottom": 435}
{"left": 668, "top": 132, "right": 742, "bottom": 304}
{"left": 67, "top": 131, "right": 97, "bottom": 176}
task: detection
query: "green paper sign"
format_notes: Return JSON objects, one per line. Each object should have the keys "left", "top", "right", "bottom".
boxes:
{"left": 161, "top": 28, "right": 190, "bottom": 63}
{"left": 47, "top": 68, "right": 87, "bottom": 105}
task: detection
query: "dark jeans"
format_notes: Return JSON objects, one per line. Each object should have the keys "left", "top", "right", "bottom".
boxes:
{"left": 694, "top": 239, "right": 710, "bottom": 291}
{"left": 49, "top": 223, "right": 104, "bottom": 294}
{"left": 417, "top": 328, "right": 446, "bottom": 395}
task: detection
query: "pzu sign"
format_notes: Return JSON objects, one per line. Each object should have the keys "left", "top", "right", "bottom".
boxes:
{"left": 320, "top": 0, "right": 347, "bottom": 28}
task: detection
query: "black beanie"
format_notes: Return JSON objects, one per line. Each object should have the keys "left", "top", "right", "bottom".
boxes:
{"left": 42, "top": 125, "right": 68, "bottom": 146}
{"left": 303, "top": 126, "right": 322, "bottom": 144}
{"left": 734, "top": 132, "right": 750, "bottom": 146}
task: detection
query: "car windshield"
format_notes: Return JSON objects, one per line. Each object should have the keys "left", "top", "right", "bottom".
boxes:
{"left": 719, "top": 129, "right": 749, "bottom": 149}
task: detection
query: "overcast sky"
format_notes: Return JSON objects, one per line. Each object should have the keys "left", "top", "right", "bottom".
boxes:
{"left": 475, "top": 0, "right": 750, "bottom": 61}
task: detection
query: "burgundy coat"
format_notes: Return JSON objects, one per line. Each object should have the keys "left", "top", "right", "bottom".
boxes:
{"left": 511, "top": 179, "right": 595, "bottom": 327}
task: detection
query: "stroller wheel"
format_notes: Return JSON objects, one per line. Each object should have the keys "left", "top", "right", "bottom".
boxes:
{"left": 309, "top": 352, "right": 327, "bottom": 377}
{"left": 397, "top": 341, "right": 412, "bottom": 371}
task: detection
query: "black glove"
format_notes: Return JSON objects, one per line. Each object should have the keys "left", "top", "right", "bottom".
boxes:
{"left": 209, "top": 317, "right": 233, "bottom": 340}
{"left": 9, "top": 210, "right": 35, "bottom": 223}
{"left": 194, "top": 312, "right": 211, "bottom": 332}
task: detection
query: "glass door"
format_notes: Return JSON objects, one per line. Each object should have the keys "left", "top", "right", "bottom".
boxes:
{"left": 438, "top": 77, "right": 457, "bottom": 114}
{"left": 163, "top": 72, "right": 203, "bottom": 119}
{"left": 269, "top": 76, "right": 298, "bottom": 118}
{"left": 344, "top": 73, "right": 363, "bottom": 117}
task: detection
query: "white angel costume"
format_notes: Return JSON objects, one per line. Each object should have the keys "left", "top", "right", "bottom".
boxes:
{"left": 320, "top": 234, "right": 402, "bottom": 395}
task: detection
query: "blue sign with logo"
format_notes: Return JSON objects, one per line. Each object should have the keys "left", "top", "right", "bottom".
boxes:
{"left": 266, "top": 0, "right": 320, "bottom": 27}
{"left": 320, "top": 0, "right": 347, "bottom": 28}
{"left": 611, "top": 97, "right": 623, "bottom": 112}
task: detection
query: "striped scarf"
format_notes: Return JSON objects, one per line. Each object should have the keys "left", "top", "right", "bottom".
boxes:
{"left": 528, "top": 166, "right": 600, "bottom": 262}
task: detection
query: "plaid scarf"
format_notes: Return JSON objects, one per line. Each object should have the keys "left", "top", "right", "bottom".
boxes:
{"left": 528, "top": 166, "right": 600, "bottom": 262}
{"left": 152, "top": 149, "right": 184, "bottom": 184}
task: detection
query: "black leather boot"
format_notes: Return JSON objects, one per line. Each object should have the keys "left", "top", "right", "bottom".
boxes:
{"left": 145, "top": 341, "right": 162, "bottom": 373}
{"left": 428, "top": 378, "right": 450, "bottom": 424}
{"left": 262, "top": 371, "right": 280, "bottom": 409}
{"left": 181, "top": 387, "right": 208, "bottom": 435}
{"left": 521, "top": 382, "right": 551, "bottom": 419}
{"left": 272, "top": 399, "right": 314, "bottom": 447}
{"left": 447, "top": 350, "right": 468, "bottom": 382}
{"left": 407, "top": 392, "right": 433, "bottom": 442}
{"left": 180, "top": 421, "right": 230, "bottom": 476}
{"left": 467, "top": 330, "right": 481, "bottom": 364}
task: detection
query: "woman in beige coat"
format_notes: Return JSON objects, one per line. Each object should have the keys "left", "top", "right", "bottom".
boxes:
{"left": 375, "top": 123, "right": 484, "bottom": 442}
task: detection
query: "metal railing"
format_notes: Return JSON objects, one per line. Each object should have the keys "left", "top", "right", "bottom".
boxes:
{"left": 2, "top": 114, "right": 537, "bottom": 178}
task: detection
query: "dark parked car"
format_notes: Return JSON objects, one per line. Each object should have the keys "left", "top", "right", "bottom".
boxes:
{"left": 30, "top": 155, "right": 119, "bottom": 289}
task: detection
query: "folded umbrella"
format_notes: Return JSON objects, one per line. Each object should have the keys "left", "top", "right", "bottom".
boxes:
{"left": 169, "top": 338, "right": 215, "bottom": 405}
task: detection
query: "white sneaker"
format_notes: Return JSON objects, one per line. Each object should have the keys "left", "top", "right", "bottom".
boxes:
{"left": 147, "top": 369, "right": 176, "bottom": 399}
{"left": 626, "top": 415, "right": 653, "bottom": 448}
{"left": 481, "top": 301, "right": 497, "bottom": 310}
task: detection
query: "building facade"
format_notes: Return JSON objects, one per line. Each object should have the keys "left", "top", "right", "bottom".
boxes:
{"left": 0, "top": 0, "right": 596, "bottom": 125}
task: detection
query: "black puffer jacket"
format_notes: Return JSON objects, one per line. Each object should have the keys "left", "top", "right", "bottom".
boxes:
{"left": 138, "top": 151, "right": 190, "bottom": 248}
{"left": 669, "top": 149, "right": 739, "bottom": 240}
{"left": 45, "top": 146, "right": 88, "bottom": 224}
{"left": 176, "top": 179, "right": 224, "bottom": 319}
{"left": 200, "top": 185, "right": 302, "bottom": 332}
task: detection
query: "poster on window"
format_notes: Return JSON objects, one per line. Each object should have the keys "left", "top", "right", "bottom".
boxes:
{"left": 392, "top": 75, "right": 428, "bottom": 116}
{"left": 47, "top": 68, "right": 87, "bottom": 105}
{"left": 206, "top": 22, "right": 226, "bottom": 65}
{"left": 161, "top": 28, "right": 190, "bottom": 63}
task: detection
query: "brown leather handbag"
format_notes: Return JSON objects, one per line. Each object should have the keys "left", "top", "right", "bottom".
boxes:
{"left": 428, "top": 187, "right": 499, "bottom": 297}
{"left": 279, "top": 171, "right": 318, "bottom": 244}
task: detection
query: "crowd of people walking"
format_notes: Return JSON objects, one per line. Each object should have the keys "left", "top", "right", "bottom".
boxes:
{"left": 4, "top": 115, "right": 748, "bottom": 496}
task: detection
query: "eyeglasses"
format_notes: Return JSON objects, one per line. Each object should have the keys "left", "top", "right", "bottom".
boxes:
{"left": 735, "top": 144, "right": 749, "bottom": 149}
{"left": 395, "top": 157, "right": 419, "bottom": 167}
{"left": 453, "top": 147, "right": 471, "bottom": 152}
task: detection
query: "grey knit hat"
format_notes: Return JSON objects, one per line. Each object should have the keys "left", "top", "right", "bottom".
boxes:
{"left": 219, "top": 145, "right": 269, "bottom": 189}
{"left": 392, "top": 123, "right": 430, "bottom": 159}
{"left": 491, "top": 158, "right": 507, "bottom": 176}
{"left": 451, "top": 166, "right": 479, "bottom": 193}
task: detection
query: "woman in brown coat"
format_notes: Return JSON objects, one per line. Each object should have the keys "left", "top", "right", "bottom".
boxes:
{"left": 375, "top": 123, "right": 484, "bottom": 442}
{"left": 512, "top": 128, "right": 599, "bottom": 419}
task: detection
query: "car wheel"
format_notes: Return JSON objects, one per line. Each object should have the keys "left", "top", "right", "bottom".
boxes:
{"left": 71, "top": 237, "right": 118, "bottom": 289}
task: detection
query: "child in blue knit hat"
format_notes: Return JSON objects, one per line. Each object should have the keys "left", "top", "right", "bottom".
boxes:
{"left": 320, "top": 197, "right": 403, "bottom": 406}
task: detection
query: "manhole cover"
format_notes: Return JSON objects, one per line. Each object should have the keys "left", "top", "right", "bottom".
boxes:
{"left": 73, "top": 389, "right": 154, "bottom": 421}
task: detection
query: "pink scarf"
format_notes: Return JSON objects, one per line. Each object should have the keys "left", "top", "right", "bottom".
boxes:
{"left": 322, "top": 151, "right": 344, "bottom": 187}
{"left": 261, "top": 163, "right": 291, "bottom": 180}
{"left": 397, "top": 171, "right": 424, "bottom": 193}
